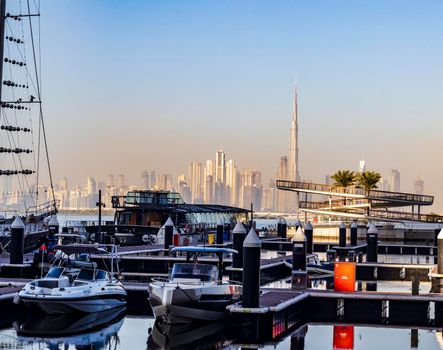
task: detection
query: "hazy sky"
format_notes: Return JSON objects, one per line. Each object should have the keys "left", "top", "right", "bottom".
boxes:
{"left": 37, "top": 1, "right": 443, "bottom": 211}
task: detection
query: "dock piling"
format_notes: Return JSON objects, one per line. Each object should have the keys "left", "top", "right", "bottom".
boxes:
{"left": 242, "top": 227, "right": 261, "bottom": 308}
{"left": 48, "top": 215, "right": 59, "bottom": 237}
{"left": 10, "top": 216, "right": 25, "bottom": 264}
{"left": 367, "top": 224, "right": 379, "bottom": 263}
{"left": 292, "top": 227, "right": 307, "bottom": 290}
{"left": 350, "top": 220, "right": 358, "bottom": 246}
{"left": 164, "top": 217, "right": 174, "bottom": 251}
{"left": 277, "top": 217, "right": 287, "bottom": 239}
{"left": 338, "top": 222, "right": 346, "bottom": 261}
{"left": 232, "top": 221, "right": 246, "bottom": 282}
{"left": 216, "top": 218, "right": 224, "bottom": 245}
{"left": 295, "top": 219, "right": 302, "bottom": 231}
{"left": 305, "top": 221, "right": 313, "bottom": 254}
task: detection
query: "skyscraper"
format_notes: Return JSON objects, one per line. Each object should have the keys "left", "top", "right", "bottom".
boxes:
{"left": 203, "top": 160, "right": 215, "bottom": 203}
{"left": 287, "top": 89, "right": 300, "bottom": 216}
{"left": 414, "top": 176, "right": 424, "bottom": 195}
{"left": 189, "top": 161, "right": 203, "bottom": 203}
{"left": 288, "top": 89, "right": 299, "bottom": 182}
{"left": 388, "top": 169, "right": 401, "bottom": 192}
{"left": 215, "top": 150, "right": 226, "bottom": 184}
{"left": 226, "top": 160, "right": 238, "bottom": 206}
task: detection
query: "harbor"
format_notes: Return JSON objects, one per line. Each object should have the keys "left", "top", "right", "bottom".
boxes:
{"left": 0, "top": 0, "right": 442, "bottom": 349}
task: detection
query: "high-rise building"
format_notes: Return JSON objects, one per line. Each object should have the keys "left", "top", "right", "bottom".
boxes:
{"left": 189, "top": 161, "right": 203, "bottom": 203}
{"left": 141, "top": 171, "right": 149, "bottom": 189}
{"left": 203, "top": 174, "right": 214, "bottom": 203}
{"left": 226, "top": 160, "right": 238, "bottom": 206}
{"left": 262, "top": 187, "right": 278, "bottom": 212}
{"left": 60, "top": 177, "right": 68, "bottom": 191}
{"left": 157, "top": 174, "right": 173, "bottom": 192}
{"left": 177, "top": 175, "right": 191, "bottom": 203}
{"left": 106, "top": 175, "right": 115, "bottom": 187}
{"left": 203, "top": 160, "right": 215, "bottom": 203}
{"left": 414, "top": 176, "right": 424, "bottom": 195}
{"left": 387, "top": 169, "right": 401, "bottom": 192}
{"left": 215, "top": 150, "right": 226, "bottom": 184}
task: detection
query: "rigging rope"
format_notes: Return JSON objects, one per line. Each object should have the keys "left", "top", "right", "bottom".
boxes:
{"left": 26, "top": 0, "right": 56, "bottom": 212}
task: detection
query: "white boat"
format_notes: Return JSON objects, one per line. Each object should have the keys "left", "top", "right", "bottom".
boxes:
{"left": 16, "top": 244, "right": 127, "bottom": 314}
{"left": 148, "top": 246, "right": 242, "bottom": 324}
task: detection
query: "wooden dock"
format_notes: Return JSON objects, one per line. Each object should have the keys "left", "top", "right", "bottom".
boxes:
{"left": 228, "top": 287, "right": 443, "bottom": 342}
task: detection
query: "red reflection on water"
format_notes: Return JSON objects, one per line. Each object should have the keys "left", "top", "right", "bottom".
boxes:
{"left": 333, "top": 325, "right": 354, "bottom": 350}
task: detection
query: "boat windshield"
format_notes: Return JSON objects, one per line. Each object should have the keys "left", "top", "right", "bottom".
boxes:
{"left": 77, "top": 268, "right": 95, "bottom": 281}
{"left": 171, "top": 263, "right": 218, "bottom": 282}
{"left": 45, "top": 267, "right": 64, "bottom": 278}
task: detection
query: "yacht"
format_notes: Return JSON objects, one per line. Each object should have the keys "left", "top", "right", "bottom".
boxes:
{"left": 16, "top": 244, "right": 127, "bottom": 314}
{"left": 148, "top": 246, "right": 242, "bottom": 324}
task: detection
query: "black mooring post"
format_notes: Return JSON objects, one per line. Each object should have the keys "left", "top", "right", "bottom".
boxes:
{"left": 242, "top": 228, "right": 261, "bottom": 308}
{"left": 366, "top": 224, "right": 378, "bottom": 263}
{"left": 216, "top": 218, "right": 224, "bottom": 245}
{"left": 98, "top": 189, "right": 102, "bottom": 244}
{"left": 350, "top": 220, "right": 358, "bottom": 246}
{"left": 10, "top": 216, "right": 25, "bottom": 264}
{"left": 339, "top": 222, "right": 346, "bottom": 247}
{"left": 304, "top": 221, "right": 313, "bottom": 254}
{"left": 232, "top": 222, "right": 246, "bottom": 282}
{"left": 164, "top": 217, "right": 174, "bottom": 251}
{"left": 277, "top": 217, "right": 287, "bottom": 239}
{"left": 292, "top": 227, "right": 307, "bottom": 290}
{"left": 48, "top": 215, "right": 59, "bottom": 238}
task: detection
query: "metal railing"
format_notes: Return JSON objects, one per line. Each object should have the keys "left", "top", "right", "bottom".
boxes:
{"left": 299, "top": 200, "right": 443, "bottom": 223}
{"left": 25, "top": 199, "right": 59, "bottom": 216}
{"left": 276, "top": 180, "right": 434, "bottom": 205}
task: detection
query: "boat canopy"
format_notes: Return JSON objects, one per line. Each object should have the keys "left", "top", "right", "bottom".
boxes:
{"left": 170, "top": 246, "right": 238, "bottom": 254}
{"left": 53, "top": 244, "right": 109, "bottom": 255}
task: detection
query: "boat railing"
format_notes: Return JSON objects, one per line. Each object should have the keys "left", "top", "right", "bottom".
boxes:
{"left": 25, "top": 200, "right": 60, "bottom": 216}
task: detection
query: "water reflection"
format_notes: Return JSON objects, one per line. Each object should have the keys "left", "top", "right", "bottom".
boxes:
{"left": 147, "top": 319, "right": 232, "bottom": 349}
{"left": 15, "top": 307, "right": 125, "bottom": 349}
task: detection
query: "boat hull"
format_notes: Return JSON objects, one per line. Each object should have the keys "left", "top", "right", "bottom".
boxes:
{"left": 148, "top": 282, "right": 241, "bottom": 323}
{"left": 19, "top": 293, "right": 127, "bottom": 315}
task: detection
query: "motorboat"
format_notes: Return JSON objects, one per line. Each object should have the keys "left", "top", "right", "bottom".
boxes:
{"left": 148, "top": 246, "right": 242, "bottom": 324}
{"left": 16, "top": 244, "right": 127, "bottom": 314}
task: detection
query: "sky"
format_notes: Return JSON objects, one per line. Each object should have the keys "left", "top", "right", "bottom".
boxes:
{"left": 34, "top": 0, "right": 443, "bottom": 211}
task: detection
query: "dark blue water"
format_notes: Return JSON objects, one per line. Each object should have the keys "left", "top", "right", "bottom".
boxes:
{"left": 1, "top": 315, "right": 442, "bottom": 349}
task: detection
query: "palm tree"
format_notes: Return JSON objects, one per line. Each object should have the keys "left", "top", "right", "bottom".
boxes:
{"left": 331, "top": 170, "right": 356, "bottom": 189}
{"left": 356, "top": 171, "right": 381, "bottom": 194}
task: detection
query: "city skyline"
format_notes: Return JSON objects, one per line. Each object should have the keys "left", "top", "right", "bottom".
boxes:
{"left": 2, "top": 1, "right": 442, "bottom": 211}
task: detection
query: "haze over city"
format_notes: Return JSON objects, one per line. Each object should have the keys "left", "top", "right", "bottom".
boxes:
{"left": 35, "top": 1, "right": 443, "bottom": 211}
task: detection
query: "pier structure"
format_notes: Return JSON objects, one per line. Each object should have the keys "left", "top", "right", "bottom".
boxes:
{"left": 276, "top": 180, "right": 443, "bottom": 223}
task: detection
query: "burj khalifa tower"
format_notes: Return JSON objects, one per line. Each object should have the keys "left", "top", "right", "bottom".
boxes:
{"left": 288, "top": 88, "right": 300, "bottom": 216}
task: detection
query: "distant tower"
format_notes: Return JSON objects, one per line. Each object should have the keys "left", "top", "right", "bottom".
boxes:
{"left": 288, "top": 89, "right": 299, "bottom": 182}
{"left": 358, "top": 160, "right": 366, "bottom": 173}
{"left": 288, "top": 88, "right": 300, "bottom": 217}
{"left": 414, "top": 176, "right": 424, "bottom": 195}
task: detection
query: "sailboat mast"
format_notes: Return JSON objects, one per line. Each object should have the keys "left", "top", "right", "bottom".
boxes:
{"left": 0, "top": 0, "right": 6, "bottom": 110}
